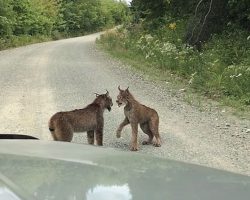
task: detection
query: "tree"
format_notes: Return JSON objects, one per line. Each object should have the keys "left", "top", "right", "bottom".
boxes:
{"left": 0, "top": 0, "right": 15, "bottom": 36}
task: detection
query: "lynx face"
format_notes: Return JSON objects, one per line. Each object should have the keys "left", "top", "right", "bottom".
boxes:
{"left": 104, "top": 94, "right": 113, "bottom": 111}
{"left": 116, "top": 86, "right": 129, "bottom": 107}
{"left": 97, "top": 91, "right": 113, "bottom": 111}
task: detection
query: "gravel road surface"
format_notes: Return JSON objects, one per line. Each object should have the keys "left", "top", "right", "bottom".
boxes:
{"left": 0, "top": 33, "right": 249, "bottom": 176}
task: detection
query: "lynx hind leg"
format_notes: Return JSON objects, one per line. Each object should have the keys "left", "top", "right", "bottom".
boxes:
{"left": 96, "top": 132, "right": 103, "bottom": 146}
{"left": 87, "top": 130, "right": 94, "bottom": 145}
{"left": 149, "top": 118, "right": 161, "bottom": 147}
{"left": 50, "top": 129, "right": 58, "bottom": 141}
{"left": 140, "top": 122, "right": 153, "bottom": 145}
{"left": 130, "top": 123, "right": 139, "bottom": 151}
{"left": 54, "top": 122, "right": 73, "bottom": 142}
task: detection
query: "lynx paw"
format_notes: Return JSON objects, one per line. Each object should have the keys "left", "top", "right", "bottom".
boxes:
{"left": 116, "top": 131, "right": 121, "bottom": 138}
{"left": 153, "top": 142, "right": 161, "bottom": 147}
{"left": 130, "top": 145, "right": 138, "bottom": 151}
{"left": 142, "top": 141, "right": 151, "bottom": 145}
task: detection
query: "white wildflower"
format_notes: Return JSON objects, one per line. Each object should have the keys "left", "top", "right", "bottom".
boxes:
{"left": 160, "top": 42, "right": 177, "bottom": 56}
{"left": 189, "top": 72, "right": 197, "bottom": 84}
{"left": 227, "top": 65, "right": 234, "bottom": 69}
{"left": 236, "top": 73, "right": 242, "bottom": 78}
{"left": 145, "top": 34, "right": 153, "bottom": 42}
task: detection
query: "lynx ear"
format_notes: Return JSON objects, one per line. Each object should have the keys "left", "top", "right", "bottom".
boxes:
{"left": 126, "top": 86, "right": 129, "bottom": 91}
{"left": 118, "top": 85, "right": 122, "bottom": 91}
{"left": 106, "top": 90, "right": 109, "bottom": 96}
{"left": 94, "top": 93, "right": 100, "bottom": 97}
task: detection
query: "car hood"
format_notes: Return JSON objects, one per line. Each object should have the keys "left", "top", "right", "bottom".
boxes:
{"left": 0, "top": 140, "right": 249, "bottom": 200}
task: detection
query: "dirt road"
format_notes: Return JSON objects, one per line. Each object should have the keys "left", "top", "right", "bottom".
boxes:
{"left": 0, "top": 33, "right": 249, "bottom": 176}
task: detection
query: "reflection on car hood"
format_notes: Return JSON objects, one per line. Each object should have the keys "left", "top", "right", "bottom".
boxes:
{"left": 0, "top": 140, "right": 249, "bottom": 200}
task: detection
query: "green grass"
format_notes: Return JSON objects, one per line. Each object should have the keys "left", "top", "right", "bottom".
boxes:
{"left": 0, "top": 35, "right": 52, "bottom": 50}
{"left": 96, "top": 25, "right": 250, "bottom": 116}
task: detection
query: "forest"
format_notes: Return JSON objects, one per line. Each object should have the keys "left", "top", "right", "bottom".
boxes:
{"left": 0, "top": 0, "right": 129, "bottom": 49}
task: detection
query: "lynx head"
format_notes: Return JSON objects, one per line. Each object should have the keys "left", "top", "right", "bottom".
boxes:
{"left": 94, "top": 90, "right": 113, "bottom": 111}
{"left": 116, "top": 86, "right": 131, "bottom": 107}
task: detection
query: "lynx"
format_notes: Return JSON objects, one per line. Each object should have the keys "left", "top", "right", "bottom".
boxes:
{"left": 116, "top": 86, "right": 161, "bottom": 151}
{"left": 48, "top": 91, "right": 113, "bottom": 145}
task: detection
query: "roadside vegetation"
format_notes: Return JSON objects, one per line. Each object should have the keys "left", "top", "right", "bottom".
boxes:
{"left": 0, "top": 0, "right": 129, "bottom": 49}
{"left": 97, "top": 0, "right": 250, "bottom": 112}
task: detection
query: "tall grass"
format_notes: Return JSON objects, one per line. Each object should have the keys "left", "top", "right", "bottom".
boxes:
{"left": 0, "top": 35, "right": 51, "bottom": 50}
{"left": 97, "top": 22, "right": 250, "bottom": 110}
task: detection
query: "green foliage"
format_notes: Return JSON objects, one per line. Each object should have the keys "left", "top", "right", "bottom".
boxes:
{"left": 98, "top": 22, "right": 250, "bottom": 108}
{"left": 201, "top": 28, "right": 250, "bottom": 102}
{"left": 0, "top": 0, "right": 129, "bottom": 49}
{"left": 56, "top": 0, "right": 129, "bottom": 35}
{"left": 11, "top": 0, "right": 59, "bottom": 35}
{"left": 131, "top": 0, "right": 249, "bottom": 47}
{"left": 131, "top": 0, "right": 170, "bottom": 20}
{"left": 97, "top": 0, "right": 250, "bottom": 109}
{"left": 227, "top": 0, "right": 250, "bottom": 29}
{"left": 0, "top": 0, "right": 15, "bottom": 36}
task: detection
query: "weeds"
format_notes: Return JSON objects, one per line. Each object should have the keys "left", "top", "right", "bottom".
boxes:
{"left": 0, "top": 35, "right": 51, "bottom": 50}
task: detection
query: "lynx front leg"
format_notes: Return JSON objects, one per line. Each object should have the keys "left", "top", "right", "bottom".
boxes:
{"left": 96, "top": 133, "right": 103, "bottom": 146}
{"left": 130, "top": 123, "right": 139, "bottom": 151}
{"left": 116, "top": 117, "right": 129, "bottom": 138}
{"left": 96, "top": 117, "right": 104, "bottom": 146}
{"left": 87, "top": 130, "right": 94, "bottom": 145}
